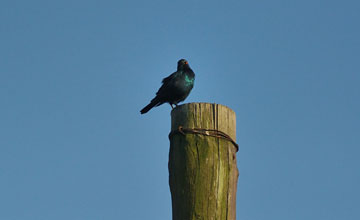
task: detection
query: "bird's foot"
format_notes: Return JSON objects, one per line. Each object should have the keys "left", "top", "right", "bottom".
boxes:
{"left": 170, "top": 103, "right": 178, "bottom": 110}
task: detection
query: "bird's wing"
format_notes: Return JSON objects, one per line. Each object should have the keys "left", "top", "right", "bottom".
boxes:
{"left": 156, "top": 71, "right": 178, "bottom": 96}
{"left": 161, "top": 71, "right": 177, "bottom": 84}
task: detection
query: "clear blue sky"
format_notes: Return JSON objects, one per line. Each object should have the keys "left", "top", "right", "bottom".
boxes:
{"left": 1, "top": 0, "right": 359, "bottom": 219}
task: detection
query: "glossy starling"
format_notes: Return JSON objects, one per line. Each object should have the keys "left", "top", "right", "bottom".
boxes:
{"left": 140, "top": 59, "right": 195, "bottom": 114}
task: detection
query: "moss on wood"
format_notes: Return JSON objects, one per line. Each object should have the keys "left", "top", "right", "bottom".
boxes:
{"left": 169, "top": 103, "right": 239, "bottom": 220}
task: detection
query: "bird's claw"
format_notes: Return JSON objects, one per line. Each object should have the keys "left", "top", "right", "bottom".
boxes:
{"left": 170, "top": 103, "right": 178, "bottom": 110}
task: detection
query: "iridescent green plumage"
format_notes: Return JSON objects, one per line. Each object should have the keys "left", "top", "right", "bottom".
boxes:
{"left": 140, "top": 59, "right": 195, "bottom": 114}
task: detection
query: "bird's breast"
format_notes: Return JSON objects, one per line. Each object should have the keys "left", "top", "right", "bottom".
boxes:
{"left": 184, "top": 74, "right": 194, "bottom": 86}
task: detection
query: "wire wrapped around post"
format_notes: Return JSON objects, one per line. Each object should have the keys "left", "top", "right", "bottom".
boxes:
{"left": 169, "top": 126, "right": 239, "bottom": 152}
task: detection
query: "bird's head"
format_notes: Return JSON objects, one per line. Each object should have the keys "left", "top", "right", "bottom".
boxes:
{"left": 177, "top": 59, "right": 190, "bottom": 70}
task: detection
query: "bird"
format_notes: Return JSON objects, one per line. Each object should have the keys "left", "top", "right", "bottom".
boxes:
{"left": 140, "top": 59, "right": 195, "bottom": 114}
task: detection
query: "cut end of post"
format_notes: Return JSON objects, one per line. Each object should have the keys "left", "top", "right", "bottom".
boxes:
{"left": 171, "top": 102, "right": 236, "bottom": 141}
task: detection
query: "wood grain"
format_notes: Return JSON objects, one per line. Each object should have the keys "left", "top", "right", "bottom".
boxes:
{"left": 169, "top": 103, "right": 239, "bottom": 220}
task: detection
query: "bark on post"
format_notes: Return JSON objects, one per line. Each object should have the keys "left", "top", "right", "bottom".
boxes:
{"left": 169, "top": 103, "right": 239, "bottom": 220}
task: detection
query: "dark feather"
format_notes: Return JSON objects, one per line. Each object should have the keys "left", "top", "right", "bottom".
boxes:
{"left": 140, "top": 59, "right": 195, "bottom": 114}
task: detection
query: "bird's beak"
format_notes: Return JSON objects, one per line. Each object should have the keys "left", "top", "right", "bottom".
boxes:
{"left": 185, "top": 61, "right": 188, "bottom": 65}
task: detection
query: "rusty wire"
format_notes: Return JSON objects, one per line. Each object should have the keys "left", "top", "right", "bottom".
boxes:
{"left": 168, "top": 126, "right": 239, "bottom": 152}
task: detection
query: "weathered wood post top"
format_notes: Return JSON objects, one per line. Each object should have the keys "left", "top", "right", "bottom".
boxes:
{"left": 169, "top": 102, "right": 239, "bottom": 220}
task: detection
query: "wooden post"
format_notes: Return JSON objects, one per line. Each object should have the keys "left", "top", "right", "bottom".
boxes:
{"left": 169, "top": 103, "right": 239, "bottom": 220}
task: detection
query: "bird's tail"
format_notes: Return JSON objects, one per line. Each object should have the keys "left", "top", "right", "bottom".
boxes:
{"left": 140, "top": 98, "right": 160, "bottom": 114}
